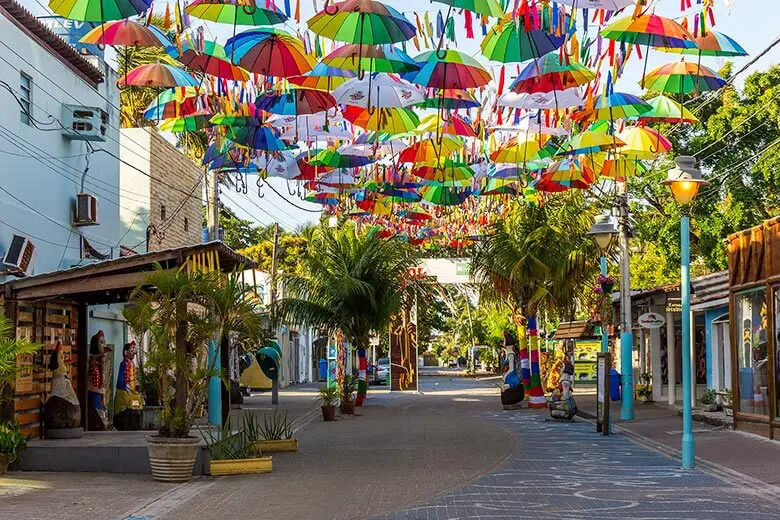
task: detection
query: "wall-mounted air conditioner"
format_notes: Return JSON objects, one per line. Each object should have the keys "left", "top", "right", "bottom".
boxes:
{"left": 61, "top": 105, "right": 108, "bottom": 141}
{"left": 3, "top": 235, "right": 35, "bottom": 276}
{"left": 74, "top": 193, "right": 98, "bottom": 226}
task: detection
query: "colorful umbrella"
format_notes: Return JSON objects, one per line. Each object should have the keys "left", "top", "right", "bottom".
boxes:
{"left": 333, "top": 73, "right": 424, "bottom": 108}
{"left": 415, "top": 89, "right": 481, "bottom": 109}
{"left": 420, "top": 185, "right": 472, "bottom": 206}
{"left": 574, "top": 91, "right": 652, "bottom": 123}
{"left": 295, "top": 150, "right": 334, "bottom": 180}
{"left": 600, "top": 14, "right": 697, "bottom": 49}
{"left": 158, "top": 113, "right": 212, "bottom": 132}
{"left": 307, "top": 0, "right": 416, "bottom": 45}
{"left": 79, "top": 19, "right": 170, "bottom": 46}
{"left": 545, "top": 158, "right": 590, "bottom": 183}
{"left": 637, "top": 95, "right": 699, "bottom": 124}
{"left": 555, "top": 0, "right": 633, "bottom": 9}
{"left": 288, "top": 63, "right": 356, "bottom": 92}
{"left": 398, "top": 137, "right": 463, "bottom": 164}
{"left": 310, "top": 149, "right": 375, "bottom": 168}
{"left": 433, "top": 0, "right": 503, "bottom": 17}
{"left": 412, "top": 160, "right": 474, "bottom": 182}
{"left": 481, "top": 8, "right": 570, "bottom": 63}
{"left": 117, "top": 63, "right": 200, "bottom": 87}
{"left": 616, "top": 126, "right": 672, "bottom": 160}
{"left": 167, "top": 40, "right": 249, "bottom": 81}
{"left": 143, "top": 87, "right": 212, "bottom": 120}
{"left": 642, "top": 61, "right": 726, "bottom": 95}
{"left": 499, "top": 88, "right": 583, "bottom": 109}
{"left": 227, "top": 126, "right": 290, "bottom": 151}
{"left": 321, "top": 44, "right": 420, "bottom": 73}
{"left": 416, "top": 114, "right": 476, "bottom": 137}
{"left": 185, "top": 0, "right": 288, "bottom": 26}
{"left": 490, "top": 138, "right": 541, "bottom": 164}
{"left": 661, "top": 30, "right": 748, "bottom": 57}
{"left": 343, "top": 106, "right": 420, "bottom": 134}
{"left": 404, "top": 50, "right": 491, "bottom": 89}
{"left": 224, "top": 27, "right": 315, "bottom": 77}
{"left": 478, "top": 178, "right": 520, "bottom": 196}
{"left": 583, "top": 154, "right": 646, "bottom": 181}
{"left": 304, "top": 191, "right": 339, "bottom": 205}
{"left": 49, "top": 0, "right": 151, "bottom": 22}
{"left": 508, "top": 52, "right": 595, "bottom": 94}
{"left": 255, "top": 88, "right": 337, "bottom": 116}
{"left": 557, "top": 129, "right": 624, "bottom": 155}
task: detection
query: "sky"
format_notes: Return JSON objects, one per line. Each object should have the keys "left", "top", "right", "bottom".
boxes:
{"left": 20, "top": 0, "right": 780, "bottom": 230}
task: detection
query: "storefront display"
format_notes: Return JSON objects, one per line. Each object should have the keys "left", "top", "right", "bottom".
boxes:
{"left": 734, "top": 289, "right": 769, "bottom": 416}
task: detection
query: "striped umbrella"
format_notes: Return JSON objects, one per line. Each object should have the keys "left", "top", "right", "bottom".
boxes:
{"left": 662, "top": 30, "right": 747, "bottom": 58}
{"left": 481, "top": 8, "right": 570, "bottom": 64}
{"left": 255, "top": 88, "right": 337, "bottom": 116}
{"left": 508, "top": 52, "right": 595, "bottom": 94}
{"left": 288, "top": 63, "right": 356, "bottom": 92}
{"left": 308, "top": 0, "right": 416, "bottom": 45}
{"left": 616, "top": 126, "right": 672, "bottom": 160}
{"left": 117, "top": 63, "right": 200, "bottom": 87}
{"left": 416, "top": 114, "right": 476, "bottom": 137}
{"left": 490, "top": 138, "right": 541, "bottom": 164}
{"left": 637, "top": 95, "right": 699, "bottom": 124}
{"left": 167, "top": 40, "right": 249, "bottom": 81}
{"left": 185, "top": 0, "right": 288, "bottom": 26}
{"left": 415, "top": 89, "right": 481, "bottom": 109}
{"left": 342, "top": 106, "right": 420, "bottom": 134}
{"left": 404, "top": 50, "right": 491, "bottom": 89}
{"left": 49, "top": 0, "right": 151, "bottom": 22}
{"left": 573, "top": 91, "right": 652, "bottom": 124}
{"left": 321, "top": 44, "right": 420, "bottom": 74}
{"left": 225, "top": 27, "right": 315, "bottom": 77}
{"left": 227, "top": 126, "right": 291, "bottom": 151}
{"left": 79, "top": 19, "right": 170, "bottom": 46}
{"left": 642, "top": 61, "right": 726, "bottom": 95}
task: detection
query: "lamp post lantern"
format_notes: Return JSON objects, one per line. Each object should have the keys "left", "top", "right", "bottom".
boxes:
{"left": 588, "top": 213, "right": 619, "bottom": 354}
{"left": 663, "top": 155, "right": 708, "bottom": 470}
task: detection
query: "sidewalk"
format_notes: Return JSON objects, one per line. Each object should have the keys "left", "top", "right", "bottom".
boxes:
{"left": 575, "top": 393, "right": 780, "bottom": 489}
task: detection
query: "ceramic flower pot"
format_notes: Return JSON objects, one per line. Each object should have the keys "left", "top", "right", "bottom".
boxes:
{"left": 146, "top": 436, "right": 199, "bottom": 482}
{"left": 321, "top": 405, "right": 336, "bottom": 421}
{"left": 339, "top": 400, "right": 356, "bottom": 415}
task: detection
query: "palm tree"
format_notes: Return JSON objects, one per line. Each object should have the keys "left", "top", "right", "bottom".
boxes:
{"left": 472, "top": 193, "right": 599, "bottom": 405}
{"left": 0, "top": 315, "right": 41, "bottom": 411}
{"left": 275, "top": 223, "right": 432, "bottom": 403}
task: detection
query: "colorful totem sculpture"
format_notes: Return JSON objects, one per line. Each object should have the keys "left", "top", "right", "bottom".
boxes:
{"left": 527, "top": 316, "right": 547, "bottom": 408}
{"left": 514, "top": 315, "right": 532, "bottom": 396}
{"left": 356, "top": 348, "right": 367, "bottom": 406}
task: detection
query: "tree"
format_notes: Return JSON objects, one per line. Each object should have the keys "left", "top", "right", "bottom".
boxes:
{"left": 239, "top": 233, "right": 309, "bottom": 274}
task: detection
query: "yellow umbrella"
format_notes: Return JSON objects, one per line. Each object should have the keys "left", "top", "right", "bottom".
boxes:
{"left": 490, "top": 138, "right": 541, "bottom": 164}
{"left": 616, "top": 126, "right": 672, "bottom": 160}
{"left": 398, "top": 137, "right": 464, "bottom": 165}
{"left": 583, "top": 153, "right": 645, "bottom": 181}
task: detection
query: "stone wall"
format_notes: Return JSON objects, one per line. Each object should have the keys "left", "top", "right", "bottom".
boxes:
{"left": 147, "top": 129, "right": 203, "bottom": 251}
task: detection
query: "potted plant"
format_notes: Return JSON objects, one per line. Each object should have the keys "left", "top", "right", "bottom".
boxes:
{"left": 124, "top": 266, "right": 266, "bottom": 482}
{"left": 0, "top": 422, "right": 26, "bottom": 474}
{"left": 253, "top": 410, "right": 298, "bottom": 452}
{"left": 597, "top": 274, "right": 615, "bottom": 294}
{"left": 699, "top": 389, "right": 719, "bottom": 412}
{"left": 636, "top": 373, "right": 653, "bottom": 403}
{"left": 202, "top": 416, "right": 272, "bottom": 476}
{"left": 339, "top": 374, "right": 358, "bottom": 415}
{"left": 319, "top": 385, "right": 339, "bottom": 421}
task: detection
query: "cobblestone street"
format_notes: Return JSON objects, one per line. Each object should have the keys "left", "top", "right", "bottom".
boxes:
{"left": 2, "top": 373, "right": 780, "bottom": 520}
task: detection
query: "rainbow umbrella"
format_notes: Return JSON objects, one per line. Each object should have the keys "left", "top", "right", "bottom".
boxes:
{"left": 321, "top": 44, "right": 420, "bottom": 73}
{"left": 557, "top": 129, "right": 624, "bottom": 155}
{"left": 637, "top": 95, "right": 699, "bottom": 124}
{"left": 534, "top": 174, "right": 591, "bottom": 192}
{"left": 434, "top": 0, "right": 503, "bottom": 17}
{"left": 310, "top": 149, "right": 375, "bottom": 168}
{"left": 601, "top": 14, "right": 697, "bottom": 49}
{"left": 490, "top": 138, "right": 541, "bottom": 164}
{"left": 481, "top": 8, "right": 570, "bottom": 63}
{"left": 642, "top": 61, "right": 726, "bottom": 95}
{"left": 478, "top": 178, "right": 519, "bottom": 196}
{"left": 415, "top": 89, "right": 480, "bottom": 109}
{"left": 288, "top": 63, "right": 356, "bottom": 92}
{"left": 304, "top": 191, "right": 339, "bottom": 205}
{"left": 185, "top": 0, "right": 288, "bottom": 26}
{"left": 545, "top": 158, "right": 591, "bottom": 183}
{"left": 49, "top": 0, "right": 151, "bottom": 22}
{"left": 661, "top": 30, "right": 747, "bottom": 57}
{"left": 227, "top": 126, "right": 290, "bottom": 151}
{"left": 404, "top": 50, "right": 491, "bottom": 89}
{"left": 499, "top": 87, "right": 583, "bottom": 109}
{"left": 343, "top": 106, "right": 420, "bottom": 134}
{"left": 167, "top": 40, "right": 249, "bottom": 81}
{"left": 308, "top": 0, "right": 416, "bottom": 45}
{"left": 356, "top": 196, "right": 393, "bottom": 215}
{"left": 583, "top": 154, "right": 646, "bottom": 181}
{"left": 420, "top": 185, "right": 472, "bottom": 206}
{"left": 158, "top": 113, "right": 212, "bottom": 132}
{"left": 255, "top": 88, "right": 337, "bottom": 116}
{"left": 574, "top": 91, "right": 652, "bottom": 124}
{"left": 616, "top": 126, "right": 672, "bottom": 160}
{"left": 416, "top": 114, "right": 476, "bottom": 137}
{"left": 372, "top": 187, "right": 421, "bottom": 202}
{"left": 554, "top": 0, "right": 633, "bottom": 8}
{"left": 294, "top": 150, "right": 334, "bottom": 180}
{"left": 143, "top": 87, "right": 211, "bottom": 120}
{"left": 508, "top": 52, "right": 595, "bottom": 94}
{"left": 411, "top": 160, "right": 474, "bottom": 182}
{"left": 79, "top": 19, "right": 170, "bottom": 46}
{"left": 490, "top": 166, "right": 537, "bottom": 180}
{"left": 117, "top": 63, "right": 200, "bottom": 87}
{"left": 398, "top": 137, "right": 463, "bottom": 164}
{"left": 225, "top": 27, "right": 315, "bottom": 77}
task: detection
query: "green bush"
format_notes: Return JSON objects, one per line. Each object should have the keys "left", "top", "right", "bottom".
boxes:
{"left": 0, "top": 422, "right": 27, "bottom": 464}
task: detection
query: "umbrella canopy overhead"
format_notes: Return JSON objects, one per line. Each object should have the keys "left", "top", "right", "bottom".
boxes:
{"left": 322, "top": 44, "right": 420, "bottom": 73}
{"left": 509, "top": 52, "right": 595, "bottom": 94}
{"left": 601, "top": 14, "right": 697, "bottom": 49}
{"left": 343, "top": 106, "right": 420, "bottom": 134}
{"left": 288, "top": 63, "right": 357, "bottom": 91}
{"left": 574, "top": 91, "right": 652, "bottom": 123}
{"left": 481, "top": 8, "right": 571, "bottom": 63}
{"left": 333, "top": 73, "right": 424, "bottom": 108}
{"left": 638, "top": 95, "right": 699, "bottom": 124}
{"left": 404, "top": 50, "right": 491, "bottom": 89}
{"left": 308, "top": 0, "right": 416, "bottom": 44}
{"left": 616, "top": 126, "right": 672, "bottom": 159}
{"left": 417, "top": 114, "right": 476, "bottom": 137}
{"left": 642, "top": 61, "right": 727, "bottom": 94}
{"left": 167, "top": 40, "right": 249, "bottom": 80}
{"left": 415, "top": 89, "right": 481, "bottom": 109}
{"left": 661, "top": 30, "right": 748, "bottom": 57}
{"left": 255, "top": 88, "right": 338, "bottom": 116}
{"left": 80, "top": 19, "right": 170, "bottom": 46}
{"left": 433, "top": 0, "right": 503, "bottom": 17}
{"left": 49, "top": 0, "right": 151, "bottom": 22}
{"left": 185, "top": 0, "right": 288, "bottom": 26}
{"left": 118, "top": 63, "right": 200, "bottom": 87}
{"left": 225, "top": 27, "right": 315, "bottom": 77}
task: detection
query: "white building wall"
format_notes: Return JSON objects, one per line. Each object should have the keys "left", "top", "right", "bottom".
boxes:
{"left": 118, "top": 128, "right": 151, "bottom": 252}
{"left": 0, "top": 12, "right": 120, "bottom": 277}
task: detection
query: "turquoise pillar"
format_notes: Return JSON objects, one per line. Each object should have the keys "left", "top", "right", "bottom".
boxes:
{"left": 681, "top": 215, "right": 695, "bottom": 469}
{"left": 208, "top": 338, "right": 221, "bottom": 425}
{"left": 601, "top": 256, "right": 609, "bottom": 353}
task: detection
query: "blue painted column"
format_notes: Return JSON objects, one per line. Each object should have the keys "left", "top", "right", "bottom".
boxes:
{"left": 601, "top": 256, "right": 609, "bottom": 353}
{"left": 680, "top": 215, "right": 695, "bottom": 469}
{"left": 208, "top": 338, "right": 222, "bottom": 425}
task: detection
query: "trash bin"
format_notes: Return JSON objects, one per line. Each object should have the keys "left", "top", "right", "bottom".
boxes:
{"left": 610, "top": 368, "right": 621, "bottom": 401}
{"left": 319, "top": 358, "right": 327, "bottom": 381}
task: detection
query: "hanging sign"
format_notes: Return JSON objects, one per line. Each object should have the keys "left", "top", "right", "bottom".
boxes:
{"left": 638, "top": 312, "right": 666, "bottom": 329}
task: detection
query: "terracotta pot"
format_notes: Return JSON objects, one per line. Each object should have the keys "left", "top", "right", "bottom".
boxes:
{"left": 339, "top": 400, "right": 356, "bottom": 415}
{"left": 146, "top": 436, "right": 198, "bottom": 482}
{"left": 321, "top": 405, "right": 336, "bottom": 421}
{"left": 0, "top": 453, "right": 8, "bottom": 475}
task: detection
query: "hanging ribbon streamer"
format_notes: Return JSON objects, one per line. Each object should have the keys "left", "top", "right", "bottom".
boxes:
{"left": 295, "top": 0, "right": 301, "bottom": 23}
{"left": 315, "top": 36, "right": 322, "bottom": 58}
{"left": 283, "top": 0, "right": 290, "bottom": 17}
{"left": 464, "top": 9, "right": 474, "bottom": 39}
{"left": 481, "top": 14, "right": 488, "bottom": 36}
{"left": 174, "top": 0, "right": 183, "bottom": 34}
{"left": 445, "top": 16, "right": 455, "bottom": 44}
{"left": 436, "top": 10, "right": 444, "bottom": 39}
{"left": 163, "top": 2, "right": 172, "bottom": 30}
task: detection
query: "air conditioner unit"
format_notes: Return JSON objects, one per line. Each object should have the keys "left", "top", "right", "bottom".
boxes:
{"left": 61, "top": 105, "right": 108, "bottom": 141}
{"left": 74, "top": 193, "right": 98, "bottom": 226}
{"left": 3, "top": 235, "right": 35, "bottom": 276}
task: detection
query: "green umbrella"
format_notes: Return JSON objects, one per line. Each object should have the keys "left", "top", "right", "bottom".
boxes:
{"left": 308, "top": 0, "right": 416, "bottom": 45}
{"left": 481, "top": 9, "right": 569, "bottom": 63}
{"left": 433, "top": 0, "right": 503, "bottom": 17}
{"left": 49, "top": 0, "right": 151, "bottom": 22}
{"left": 185, "top": 0, "right": 288, "bottom": 26}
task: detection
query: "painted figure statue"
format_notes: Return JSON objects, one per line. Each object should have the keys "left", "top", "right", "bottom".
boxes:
{"left": 87, "top": 331, "right": 111, "bottom": 431}
{"left": 549, "top": 355, "right": 577, "bottom": 420}
{"left": 500, "top": 331, "right": 524, "bottom": 406}
{"left": 113, "top": 341, "right": 143, "bottom": 430}
{"left": 43, "top": 343, "right": 83, "bottom": 438}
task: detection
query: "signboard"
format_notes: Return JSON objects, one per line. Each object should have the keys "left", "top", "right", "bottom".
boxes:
{"left": 638, "top": 312, "right": 666, "bottom": 329}
{"left": 596, "top": 352, "right": 610, "bottom": 435}
{"left": 15, "top": 353, "right": 33, "bottom": 394}
{"left": 38, "top": 16, "right": 104, "bottom": 59}
{"left": 389, "top": 311, "right": 417, "bottom": 392}
{"left": 455, "top": 260, "right": 470, "bottom": 276}
{"left": 665, "top": 298, "right": 682, "bottom": 313}
{"left": 326, "top": 343, "right": 338, "bottom": 389}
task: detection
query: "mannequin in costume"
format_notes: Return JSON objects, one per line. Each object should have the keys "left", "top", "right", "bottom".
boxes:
{"left": 87, "top": 331, "right": 111, "bottom": 431}
{"left": 113, "top": 341, "right": 143, "bottom": 430}
{"left": 500, "top": 331, "right": 524, "bottom": 406}
{"left": 43, "top": 343, "right": 82, "bottom": 437}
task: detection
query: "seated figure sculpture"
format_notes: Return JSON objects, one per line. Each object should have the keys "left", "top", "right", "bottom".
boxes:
{"left": 549, "top": 356, "right": 577, "bottom": 420}
{"left": 500, "top": 331, "right": 524, "bottom": 406}
{"left": 113, "top": 341, "right": 143, "bottom": 430}
{"left": 43, "top": 343, "right": 83, "bottom": 438}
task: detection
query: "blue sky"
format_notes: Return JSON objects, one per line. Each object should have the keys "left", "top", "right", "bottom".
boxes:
{"left": 21, "top": 0, "right": 780, "bottom": 229}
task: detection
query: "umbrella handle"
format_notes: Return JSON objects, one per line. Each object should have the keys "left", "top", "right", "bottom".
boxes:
{"left": 324, "top": 0, "right": 339, "bottom": 15}
{"left": 367, "top": 105, "right": 376, "bottom": 115}
{"left": 435, "top": 48, "right": 447, "bottom": 60}
{"left": 357, "top": 68, "right": 366, "bottom": 80}
{"left": 243, "top": 4, "right": 256, "bottom": 14}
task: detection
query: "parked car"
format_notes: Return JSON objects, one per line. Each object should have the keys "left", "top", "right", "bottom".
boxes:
{"left": 369, "top": 357, "right": 389, "bottom": 385}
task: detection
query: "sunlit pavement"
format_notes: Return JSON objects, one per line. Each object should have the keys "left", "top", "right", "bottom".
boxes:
{"left": 1, "top": 374, "right": 779, "bottom": 519}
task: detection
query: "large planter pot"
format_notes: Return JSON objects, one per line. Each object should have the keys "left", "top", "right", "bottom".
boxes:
{"left": 0, "top": 454, "right": 8, "bottom": 475}
{"left": 209, "top": 456, "right": 272, "bottom": 476}
{"left": 146, "top": 436, "right": 199, "bottom": 483}
{"left": 322, "top": 405, "right": 336, "bottom": 421}
{"left": 701, "top": 403, "right": 719, "bottom": 412}
{"left": 253, "top": 439, "right": 298, "bottom": 453}
{"left": 340, "top": 400, "right": 356, "bottom": 415}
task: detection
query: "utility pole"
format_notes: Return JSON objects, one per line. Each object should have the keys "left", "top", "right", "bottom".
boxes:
{"left": 206, "top": 170, "right": 220, "bottom": 241}
{"left": 269, "top": 222, "right": 280, "bottom": 405}
{"left": 617, "top": 186, "right": 634, "bottom": 421}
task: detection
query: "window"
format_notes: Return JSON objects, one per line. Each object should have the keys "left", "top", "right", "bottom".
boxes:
{"left": 19, "top": 73, "right": 32, "bottom": 125}
{"left": 160, "top": 204, "right": 166, "bottom": 221}
{"left": 735, "top": 289, "right": 769, "bottom": 416}
{"left": 183, "top": 217, "right": 189, "bottom": 232}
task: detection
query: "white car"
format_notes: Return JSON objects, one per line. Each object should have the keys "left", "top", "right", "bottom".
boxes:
{"left": 370, "top": 358, "right": 389, "bottom": 385}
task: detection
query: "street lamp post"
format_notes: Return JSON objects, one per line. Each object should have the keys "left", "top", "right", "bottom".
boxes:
{"left": 588, "top": 213, "right": 619, "bottom": 354}
{"left": 663, "top": 156, "right": 708, "bottom": 470}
